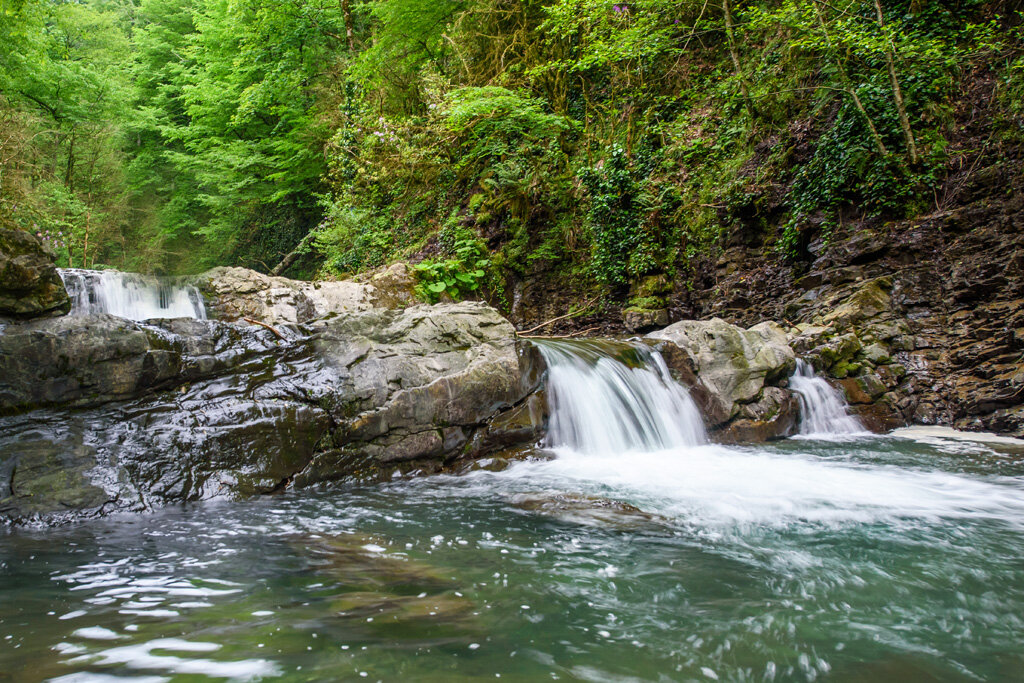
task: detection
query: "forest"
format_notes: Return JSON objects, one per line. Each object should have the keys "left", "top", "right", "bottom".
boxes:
{"left": 1, "top": 0, "right": 1022, "bottom": 310}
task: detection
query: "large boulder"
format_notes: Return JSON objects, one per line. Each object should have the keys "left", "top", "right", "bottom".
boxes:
{"left": 193, "top": 265, "right": 418, "bottom": 324}
{"left": 648, "top": 318, "right": 796, "bottom": 430}
{"left": 0, "top": 302, "right": 544, "bottom": 525}
{"left": 0, "top": 227, "right": 70, "bottom": 317}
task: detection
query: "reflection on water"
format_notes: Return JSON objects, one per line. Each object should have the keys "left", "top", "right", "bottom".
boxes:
{"left": 2, "top": 433, "right": 1024, "bottom": 682}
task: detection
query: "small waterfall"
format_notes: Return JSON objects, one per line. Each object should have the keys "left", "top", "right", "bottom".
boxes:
{"left": 790, "top": 359, "right": 865, "bottom": 436}
{"left": 59, "top": 269, "right": 207, "bottom": 321}
{"left": 534, "top": 339, "right": 706, "bottom": 454}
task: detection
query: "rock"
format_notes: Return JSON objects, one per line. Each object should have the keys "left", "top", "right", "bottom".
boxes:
{"left": 0, "top": 227, "right": 70, "bottom": 317}
{"left": 468, "top": 393, "right": 547, "bottom": 454}
{"left": 623, "top": 308, "right": 669, "bottom": 333}
{"left": 0, "top": 302, "right": 543, "bottom": 525}
{"left": 862, "top": 343, "right": 891, "bottom": 365}
{"left": 193, "top": 266, "right": 416, "bottom": 324}
{"left": 0, "top": 314, "right": 182, "bottom": 412}
{"left": 850, "top": 398, "right": 906, "bottom": 432}
{"left": 838, "top": 374, "right": 887, "bottom": 404}
{"left": 713, "top": 387, "right": 799, "bottom": 443}
{"left": 821, "top": 276, "right": 893, "bottom": 329}
{"left": 510, "top": 493, "right": 667, "bottom": 530}
{"left": 648, "top": 318, "right": 796, "bottom": 424}
{"left": 356, "top": 262, "right": 420, "bottom": 309}
{"left": 818, "top": 333, "right": 863, "bottom": 367}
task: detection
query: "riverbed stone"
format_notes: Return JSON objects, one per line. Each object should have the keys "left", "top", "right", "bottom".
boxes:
{"left": 0, "top": 227, "right": 71, "bottom": 317}
{"left": 623, "top": 308, "right": 669, "bottom": 333}
{"left": 713, "top": 387, "right": 799, "bottom": 443}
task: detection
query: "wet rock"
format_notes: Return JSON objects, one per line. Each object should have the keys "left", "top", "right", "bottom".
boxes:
{"left": 713, "top": 387, "right": 799, "bottom": 443}
{"left": 0, "top": 314, "right": 184, "bottom": 412}
{"left": 510, "top": 493, "right": 666, "bottom": 530}
{"left": 623, "top": 308, "right": 669, "bottom": 333}
{"left": 0, "top": 302, "right": 543, "bottom": 524}
{"left": 838, "top": 375, "right": 887, "bottom": 404}
{"left": 648, "top": 318, "right": 795, "bottom": 426}
{"left": 331, "top": 591, "right": 476, "bottom": 627}
{"left": 468, "top": 392, "right": 547, "bottom": 455}
{"left": 0, "top": 227, "right": 70, "bottom": 317}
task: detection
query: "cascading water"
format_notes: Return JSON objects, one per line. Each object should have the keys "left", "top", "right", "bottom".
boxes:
{"left": 789, "top": 358, "right": 866, "bottom": 436}
{"left": 533, "top": 339, "right": 706, "bottom": 454}
{"left": 59, "top": 268, "right": 207, "bottom": 321}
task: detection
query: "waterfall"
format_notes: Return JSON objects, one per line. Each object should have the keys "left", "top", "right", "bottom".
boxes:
{"left": 59, "top": 269, "right": 207, "bottom": 321}
{"left": 534, "top": 339, "right": 706, "bottom": 454}
{"left": 789, "top": 359, "right": 866, "bottom": 436}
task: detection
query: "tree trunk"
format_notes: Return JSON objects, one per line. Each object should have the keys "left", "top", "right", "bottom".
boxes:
{"left": 811, "top": 1, "right": 888, "bottom": 156}
{"left": 723, "top": 0, "right": 756, "bottom": 119}
{"left": 342, "top": 0, "right": 355, "bottom": 51}
{"left": 270, "top": 230, "right": 316, "bottom": 276}
{"left": 873, "top": 0, "right": 918, "bottom": 165}
{"left": 64, "top": 128, "right": 76, "bottom": 192}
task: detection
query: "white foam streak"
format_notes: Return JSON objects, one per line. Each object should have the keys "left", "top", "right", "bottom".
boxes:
{"left": 498, "top": 445, "right": 1024, "bottom": 527}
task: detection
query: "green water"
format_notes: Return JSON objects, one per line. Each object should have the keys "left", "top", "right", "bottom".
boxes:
{"left": 2, "top": 434, "right": 1024, "bottom": 682}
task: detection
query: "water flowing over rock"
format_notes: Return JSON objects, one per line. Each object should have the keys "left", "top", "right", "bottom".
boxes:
{"left": 534, "top": 339, "right": 705, "bottom": 454}
{"left": 0, "top": 227, "right": 70, "bottom": 317}
{"left": 0, "top": 302, "right": 544, "bottom": 525}
{"left": 790, "top": 359, "right": 866, "bottom": 436}
{"left": 59, "top": 268, "right": 207, "bottom": 320}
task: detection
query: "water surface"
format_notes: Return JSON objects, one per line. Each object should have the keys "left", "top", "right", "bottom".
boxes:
{"left": 3, "top": 433, "right": 1024, "bottom": 682}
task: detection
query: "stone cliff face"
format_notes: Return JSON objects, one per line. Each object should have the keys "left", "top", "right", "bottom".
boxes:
{"left": 687, "top": 191, "right": 1024, "bottom": 437}
{"left": 0, "top": 303, "right": 545, "bottom": 525}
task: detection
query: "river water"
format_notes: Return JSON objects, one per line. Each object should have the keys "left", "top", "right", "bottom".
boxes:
{"left": 3, "top": 342, "right": 1024, "bottom": 682}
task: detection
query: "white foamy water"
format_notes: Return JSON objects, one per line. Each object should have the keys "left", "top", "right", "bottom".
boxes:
{"left": 494, "top": 445, "right": 1024, "bottom": 527}
{"left": 59, "top": 269, "right": 206, "bottom": 321}
{"left": 535, "top": 340, "right": 706, "bottom": 454}
{"left": 515, "top": 340, "right": 1024, "bottom": 528}
{"left": 789, "top": 359, "right": 867, "bottom": 437}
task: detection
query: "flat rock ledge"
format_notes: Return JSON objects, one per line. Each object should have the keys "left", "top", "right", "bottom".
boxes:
{"left": 191, "top": 264, "right": 419, "bottom": 324}
{"left": 0, "top": 302, "right": 544, "bottom": 526}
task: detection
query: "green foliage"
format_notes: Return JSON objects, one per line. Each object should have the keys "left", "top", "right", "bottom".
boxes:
{"left": 313, "top": 205, "right": 394, "bottom": 276}
{"left": 2, "top": 0, "right": 1021, "bottom": 292}
{"left": 412, "top": 239, "right": 491, "bottom": 303}
{"left": 579, "top": 145, "right": 668, "bottom": 285}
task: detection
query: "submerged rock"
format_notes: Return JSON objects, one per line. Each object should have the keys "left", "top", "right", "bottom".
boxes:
{"left": 0, "top": 227, "right": 70, "bottom": 317}
{"left": 0, "top": 302, "right": 544, "bottom": 525}
{"left": 510, "top": 493, "right": 667, "bottom": 530}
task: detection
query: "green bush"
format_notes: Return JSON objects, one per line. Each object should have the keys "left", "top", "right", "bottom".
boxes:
{"left": 412, "top": 238, "right": 491, "bottom": 303}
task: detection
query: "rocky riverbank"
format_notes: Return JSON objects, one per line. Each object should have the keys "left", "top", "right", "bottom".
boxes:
{"left": 0, "top": 276, "right": 545, "bottom": 524}
{"left": 1, "top": 220, "right": 1020, "bottom": 526}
